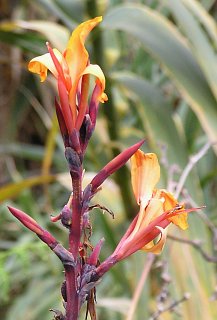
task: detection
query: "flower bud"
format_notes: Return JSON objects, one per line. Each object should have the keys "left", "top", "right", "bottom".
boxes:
{"left": 65, "top": 147, "right": 82, "bottom": 176}
{"left": 91, "top": 139, "right": 145, "bottom": 191}
{"left": 8, "top": 206, "right": 58, "bottom": 248}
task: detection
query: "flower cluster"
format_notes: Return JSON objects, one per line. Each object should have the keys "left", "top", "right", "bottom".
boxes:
{"left": 91, "top": 150, "right": 198, "bottom": 281}
{"left": 111, "top": 150, "right": 189, "bottom": 258}
{"left": 28, "top": 16, "right": 107, "bottom": 153}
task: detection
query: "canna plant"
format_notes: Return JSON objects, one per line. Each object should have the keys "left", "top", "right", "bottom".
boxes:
{"left": 8, "top": 17, "right": 199, "bottom": 320}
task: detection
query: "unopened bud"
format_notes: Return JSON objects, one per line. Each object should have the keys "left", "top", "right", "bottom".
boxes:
{"left": 65, "top": 147, "right": 81, "bottom": 176}
{"left": 91, "top": 139, "right": 145, "bottom": 191}
{"left": 61, "top": 205, "right": 72, "bottom": 228}
{"left": 80, "top": 115, "right": 93, "bottom": 150}
{"left": 8, "top": 206, "right": 44, "bottom": 235}
{"left": 88, "top": 238, "right": 105, "bottom": 266}
{"left": 8, "top": 206, "right": 58, "bottom": 248}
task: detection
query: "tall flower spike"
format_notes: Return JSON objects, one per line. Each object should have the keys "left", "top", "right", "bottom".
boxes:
{"left": 28, "top": 17, "right": 107, "bottom": 135}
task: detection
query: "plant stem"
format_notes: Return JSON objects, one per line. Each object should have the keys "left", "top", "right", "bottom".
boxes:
{"left": 65, "top": 171, "right": 82, "bottom": 320}
{"left": 65, "top": 267, "right": 78, "bottom": 320}
{"left": 70, "top": 176, "right": 82, "bottom": 255}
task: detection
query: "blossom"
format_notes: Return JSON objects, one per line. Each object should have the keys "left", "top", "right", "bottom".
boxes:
{"left": 28, "top": 17, "right": 107, "bottom": 135}
{"left": 112, "top": 150, "right": 196, "bottom": 259}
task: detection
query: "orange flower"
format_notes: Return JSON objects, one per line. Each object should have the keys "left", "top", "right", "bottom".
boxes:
{"left": 130, "top": 150, "right": 188, "bottom": 233}
{"left": 28, "top": 17, "right": 107, "bottom": 134}
{"left": 112, "top": 150, "right": 194, "bottom": 259}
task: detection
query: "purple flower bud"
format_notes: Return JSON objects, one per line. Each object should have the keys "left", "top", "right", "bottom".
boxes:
{"left": 61, "top": 205, "right": 72, "bottom": 228}
{"left": 79, "top": 114, "right": 93, "bottom": 152}
{"left": 65, "top": 147, "right": 82, "bottom": 176}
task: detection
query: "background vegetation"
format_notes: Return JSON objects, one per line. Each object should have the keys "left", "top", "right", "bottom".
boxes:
{"left": 0, "top": 0, "right": 217, "bottom": 319}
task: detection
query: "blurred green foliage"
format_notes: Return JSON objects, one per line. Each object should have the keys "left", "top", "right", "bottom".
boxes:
{"left": 0, "top": 0, "right": 217, "bottom": 319}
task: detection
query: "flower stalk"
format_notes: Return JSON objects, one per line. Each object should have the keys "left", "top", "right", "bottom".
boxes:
{"left": 7, "top": 16, "right": 199, "bottom": 320}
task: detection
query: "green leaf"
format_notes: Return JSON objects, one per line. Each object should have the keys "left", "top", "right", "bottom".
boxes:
{"left": 103, "top": 4, "right": 217, "bottom": 153}
{"left": 200, "top": 0, "right": 216, "bottom": 10}
{"left": 0, "top": 175, "right": 55, "bottom": 202}
{"left": 0, "top": 143, "right": 63, "bottom": 165}
{"left": 168, "top": 0, "right": 217, "bottom": 100}
{"left": 182, "top": 0, "right": 217, "bottom": 49}
{"left": 0, "top": 30, "right": 45, "bottom": 54}
{"left": 14, "top": 20, "right": 70, "bottom": 51}
{"left": 112, "top": 71, "right": 187, "bottom": 166}
{"left": 54, "top": 0, "right": 84, "bottom": 22}
{"left": 35, "top": 0, "right": 78, "bottom": 29}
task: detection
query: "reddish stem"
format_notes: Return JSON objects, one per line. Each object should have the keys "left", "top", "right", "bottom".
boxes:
{"left": 70, "top": 176, "right": 82, "bottom": 255}
{"left": 65, "top": 267, "right": 79, "bottom": 320}
{"left": 65, "top": 172, "right": 82, "bottom": 320}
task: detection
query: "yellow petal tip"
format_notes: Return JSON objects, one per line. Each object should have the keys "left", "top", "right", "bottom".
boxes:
{"left": 28, "top": 60, "right": 48, "bottom": 82}
{"left": 168, "top": 212, "right": 189, "bottom": 230}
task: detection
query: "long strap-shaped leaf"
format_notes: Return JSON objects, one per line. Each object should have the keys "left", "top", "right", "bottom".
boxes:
{"left": 112, "top": 71, "right": 187, "bottom": 166}
{"left": 182, "top": 0, "right": 217, "bottom": 49}
{"left": 102, "top": 4, "right": 217, "bottom": 152}
{"left": 168, "top": 0, "right": 217, "bottom": 101}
